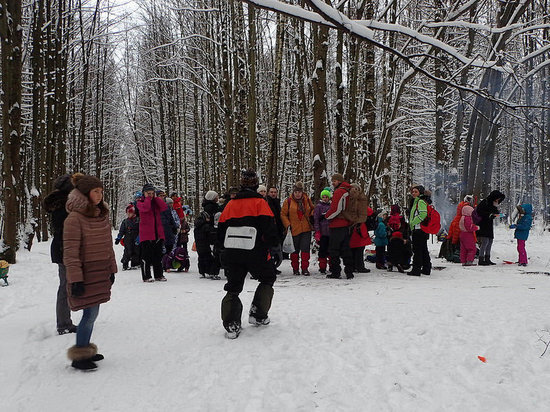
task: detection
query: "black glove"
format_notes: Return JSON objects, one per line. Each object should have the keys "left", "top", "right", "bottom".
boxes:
{"left": 115, "top": 238, "right": 121, "bottom": 245}
{"left": 110, "top": 274, "right": 115, "bottom": 284}
{"left": 71, "top": 282, "right": 85, "bottom": 297}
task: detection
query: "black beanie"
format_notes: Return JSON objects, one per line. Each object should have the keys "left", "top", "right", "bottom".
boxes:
{"left": 412, "top": 185, "right": 425, "bottom": 194}
{"left": 54, "top": 174, "right": 74, "bottom": 194}
{"left": 142, "top": 183, "right": 155, "bottom": 193}
{"left": 240, "top": 169, "right": 259, "bottom": 189}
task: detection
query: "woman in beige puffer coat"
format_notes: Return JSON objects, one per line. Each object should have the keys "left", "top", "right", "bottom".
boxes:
{"left": 63, "top": 173, "right": 117, "bottom": 371}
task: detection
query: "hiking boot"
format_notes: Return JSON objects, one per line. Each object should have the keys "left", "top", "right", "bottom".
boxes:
{"left": 224, "top": 322, "right": 242, "bottom": 339}
{"left": 293, "top": 270, "right": 300, "bottom": 276}
{"left": 407, "top": 271, "right": 421, "bottom": 276}
{"left": 487, "top": 258, "right": 496, "bottom": 265}
{"left": 346, "top": 273, "right": 354, "bottom": 279}
{"left": 302, "top": 270, "right": 310, "bottom": 276}
{"left": 478, "top": 257, "right": 490, "bottom": 266}
{"left": 156, "top": 276, "right": 167, "bottom": 282}
{"left": 143, "top": 278, "right": 154, "bottom": 283}
{"left": 396, "top": 264, "right": 405, "bottom": 273}
{"left": 249, "top": 316, "right": 270, "bottom": 326}
{"left": 326, "top": 273, "right": 341, "bottom": 279}
{"left": 71, "top": 359, "right": 98, "bottom": 371}
{"left": 57, "top": 325, "right": 77, "bottom": 335}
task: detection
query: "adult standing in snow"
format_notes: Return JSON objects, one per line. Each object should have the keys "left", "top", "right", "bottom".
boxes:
{"left": 137, "top": 183, "right": 168, "bottom": 282}
{"left": 407, "top": 185, "right": 431, "bottom": 276}
{"left": 43, "top": 174, "right": 77, "bottom": 335}
{"left": 475, "top": 190, "right": 506, "bottom": 265}
{"left": 280, "top": 182, "right": 315, "bottom": 276}
{"left": 161, "top": 197, "right": 180, "bottom": 254}
{"left": 325, "top": 173, "right": 355, "bottom": 279}
{"left": 194, "top": 190, "right": 221, "bottom": 279}
{"left": 218, "top": 169, "right": 279, "bottom": 338}
{"left": 63, "top": 173, "right": 117, "bottom": 370}
{"left": 341, "top": 183, "right": 371, "bottom": 273}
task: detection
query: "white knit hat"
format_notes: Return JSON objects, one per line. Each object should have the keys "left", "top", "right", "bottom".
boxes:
{"left": 464, "top": 194, "right": 474, "bottom": 204}
{"left": 257, "top": 185, "right": 267, "bottom": 193}
{"left": 205, "top": 190, "right": 218, "bottom": 201}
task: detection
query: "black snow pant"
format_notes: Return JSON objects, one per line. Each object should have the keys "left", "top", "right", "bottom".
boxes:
{"left": 140, "top": 240, "right": 164, "bottom": 280}
{"left": 121, "top": 236, "right": 140, "bottom": 268}
{"left": 375, "top": 246, "right": 386, "bottom": 266}
{"left": 197, "top": 243, "right": 219, "bottom": 276}
{"left": 221, "top": 252, "right": 276, "bottom": 331}
{"left": 388, "top": 239, "right": 409, "bottom": 267}
{"left": 351, "top": 247, "right": 366, "bottom": 271}
{"left": 411, "top": 229, "right": 431, "bottom": 275}
{"left": 328, "top": 226, "right": 354, "bottom": 276}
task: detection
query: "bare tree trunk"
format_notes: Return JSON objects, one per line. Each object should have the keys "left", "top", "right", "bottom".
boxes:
{"left": 266, "top": 14, "right": 286, "bottom": 186}
{"left": 311, "top": 21, "right": 328, "bottom": 199}
{"left": 0, "top": 0, "right": 23, "bottom": 263}
{"left": 247, "top": 4, "right": 257, "bottom": 170}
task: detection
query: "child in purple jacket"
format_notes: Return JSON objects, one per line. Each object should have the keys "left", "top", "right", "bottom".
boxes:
{"left": 314, "top": 189, "right": 332, "bottom": 274}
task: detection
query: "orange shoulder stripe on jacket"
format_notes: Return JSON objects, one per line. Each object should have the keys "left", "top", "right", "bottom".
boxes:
{"left": 219, "top": 198, "right": 274, "bottom": 222}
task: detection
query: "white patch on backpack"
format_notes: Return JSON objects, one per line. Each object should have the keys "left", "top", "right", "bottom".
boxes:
{"left": 224, "top": 226, "right": 257, "bottom": 250}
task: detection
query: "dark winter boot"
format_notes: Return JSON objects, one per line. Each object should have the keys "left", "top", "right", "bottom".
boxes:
{"left": 71, "top": 359, "right": 98, "bottom": 370}
{"left": 407, "top": 270, "right": 421, "bottom": 276}
{"left": 319, "top": 257, "right": 327, "bottom": 274}
{"left": 290, "top": 253, "right": 300, "bottom": 272}
{"left": 478, "top": 256, "right": 490, "bottom": 266}
{"left": 68, "top": 344, "right": 99, "bottom": 371}
{"left": 486, "top": 256, "right": 496, "bottom": 265}
{"left": 88, "top": 343, "right": 104, "bottom": 361}
{"left": 224, "top": 322, "right": 242, "bottom": 339}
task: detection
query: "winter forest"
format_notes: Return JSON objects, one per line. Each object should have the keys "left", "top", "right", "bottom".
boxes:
{"left": 1, "top": 0, "right": 550, "bottom": 263}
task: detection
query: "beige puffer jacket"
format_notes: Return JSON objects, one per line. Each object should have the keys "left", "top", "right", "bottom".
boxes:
{"left": 63, "top": 189, "right": 117, "bottom": 311}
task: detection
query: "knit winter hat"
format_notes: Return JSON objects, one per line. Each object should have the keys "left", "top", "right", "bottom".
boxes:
{"left": 53, "top": 174, "right": 74, "bottom": 194}
{"left": 320, "top": 189, "right": 332, "bottom": 199}
{"left": 165, "top": 197, "right": 174, "bottom": 205}
{"left": 412, "top": 185, "right": 425, "bottom": 194}
{"left": 257, "top": 185, "right": 267, "bottom": 193}
{"left": 72, "top": 173, "right": 103, "bottom": 195}
{"left": 142, "top": 183, "right": 155, "bottom": 193}
{"left": 240, "top": 169, "right": 259, "bottom": 189}
{"left": 331, "top": 173, "right": 345, "bottom": 182}
{"left": 293, "top": 182, "right": 304, "bottom": 193}
{"left": 464, "top": 195, "right": 474, "bottom": 205}
{"left": 205, "top": 190, "right": 218, "bottom": 201}
{"left": 125, "top": 204, "right": 135, "bottom": 214}
{"left": 390, "top": 204, "right": 401, "bottom": 215}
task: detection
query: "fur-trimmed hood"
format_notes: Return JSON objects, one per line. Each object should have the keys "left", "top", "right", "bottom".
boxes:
{"left": 43, "top": 190, "right": 69, "bottom": 212}
{"left": 66, "top": 189, "right": 109, "bottom": 218}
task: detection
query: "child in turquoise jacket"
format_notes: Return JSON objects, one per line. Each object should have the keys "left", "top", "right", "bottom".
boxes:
{"left": 509, "top": 204, "right": 532, "bottom": 266}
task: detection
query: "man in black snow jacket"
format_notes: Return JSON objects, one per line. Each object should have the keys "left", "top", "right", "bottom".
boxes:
{"left": 475, "top": 190, "right": 505, "bottom": 265}
{"left": 217, "top": 169, "right": 279, "bottom": 339}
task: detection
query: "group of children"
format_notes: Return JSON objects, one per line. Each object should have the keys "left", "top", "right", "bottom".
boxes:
{"left": 115, "top": 190, "right": 192, "bottom": 276}
{"left": 446, "top": 193, "right": 533, "bottom": 267}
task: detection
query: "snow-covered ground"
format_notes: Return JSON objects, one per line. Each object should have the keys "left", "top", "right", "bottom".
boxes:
{"left": 2, "top": 226, "right": 550, "bottom": 412}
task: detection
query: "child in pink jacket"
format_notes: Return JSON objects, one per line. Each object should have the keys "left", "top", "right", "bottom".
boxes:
{"left": 459, "top": 205, "right": 479, "bottom": 266}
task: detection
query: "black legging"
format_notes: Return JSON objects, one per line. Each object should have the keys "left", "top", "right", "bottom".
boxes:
{"left": 411, "top": 229, "right": 431, "bottom": 274}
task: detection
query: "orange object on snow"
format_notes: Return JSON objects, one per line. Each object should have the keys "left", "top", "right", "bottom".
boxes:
{"left": 478, "top": 356, "right": 487, "bottom": 363}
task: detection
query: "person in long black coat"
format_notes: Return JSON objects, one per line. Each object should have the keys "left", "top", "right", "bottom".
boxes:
{"left": 43, "top": 174, "right": 77, "bottom": 335}
{"left": 475, "top": 190, "right": 505, "bottom": 265}
{"left": 194, "top": 191, "right": 221, "bottom": 278}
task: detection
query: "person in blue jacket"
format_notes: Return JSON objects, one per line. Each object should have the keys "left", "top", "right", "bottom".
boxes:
{"left": 509, "top": 204, "right": 533, "bottom": 266}
{"left": 374, "top": 212, "right": 389, "bottom": 270}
